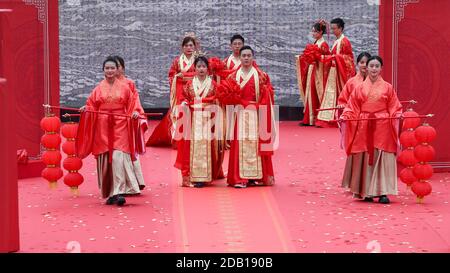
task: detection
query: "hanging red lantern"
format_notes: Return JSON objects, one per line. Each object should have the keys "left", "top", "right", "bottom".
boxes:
{"left": 398, "top": 149, "right": 418, "bottom": 166}
{"left": 414, "top": 144, "right": 435, "bottom": 163}
{"left": 402, "top": 111, "right": 421, "bottom": 130}
{"left": 415, "top": 124, "right": 437, "bottom": 144}
{"left": 400, "top": 129, "right": 418, "bottom": 148}
{"left": 61, "top": 122, "right": 78, "bottom": 139}
{"left": 63, "top": 157, "right": 83, "bottom": 171}
{"left": 413, "top": 163, "right": 434, "bottom": 180}
{"left": 40, "top": 115, "right": 61, "bottom": 132}
{"left": 42, "top": 150, "right": 62, "bottom": 166}
{"left": 64, "top": 172, "right": 84, "bottom": 196}
{"left": 41, "top": 133, "right": 62, "bottom": 150}
{"left": 62, "top": 141, "right": 76, "bottom": 155}
{"left": 411, "top": 181, "right": 432, "bottom": 203}
{"left": 61, "top": 120, "right": 84, "bottom": 195}
{"left": 399, "top": 167, "right": 416, "bottom": 187}
{"left": 42, "top": 167, "right": 63, "bottom": 189}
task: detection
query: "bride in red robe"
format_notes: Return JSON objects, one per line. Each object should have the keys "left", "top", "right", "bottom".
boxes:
{"left": 340, "top": 56, "right": 402, "bottom": 204}
{"left": 174, "top": 56, "right": 225, "bottom": 187}
{"left": 76, "top": 56, "right": 147, "bottom": 206}
{"left": 220, "top": 46, "right": 276, "bottom": 188}
{"left": 316, "top": 18, "right": 356, "bottom": 128}
{"left": 146, "top": 35, "right": 198, "bottom": 147}
{"left": 296, "top": 20, "right": 330, "bottom": 126}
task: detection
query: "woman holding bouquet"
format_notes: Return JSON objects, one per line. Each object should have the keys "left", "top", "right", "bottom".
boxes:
{"left": 175, "top": 56, "right": 225, "bottom": 187}
{"left": 296, "top": 20, "right": 330, "bottom": 126}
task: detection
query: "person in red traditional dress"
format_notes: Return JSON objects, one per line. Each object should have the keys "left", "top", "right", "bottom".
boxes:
{"left": 337, "top": 52, "right": 371, "bottom": 108}
{"left": 340, "top": 56, "right": 402, "bottom": 204}
{"left": 76, "top": 56, "right": 147, "bottom": 206}
{"left": 146, "top": 35, "right": 198, "bottom": 147}
{"left": 174, "top": 56, "right": 225, "bottom": 187}
{"left": 222, "top": 46, "right": 276, "bottom": 188}
{"left": 316, "top": 17, "right": 355, "bottom": 128}
{"left": 296, "top": 20, "right": 331, "bottom": 126}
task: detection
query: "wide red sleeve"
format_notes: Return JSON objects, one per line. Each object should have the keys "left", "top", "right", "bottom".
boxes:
{"left": 75, "top": 87, "right": 99, "bottom": 159}
{"left": 320, "top": 42, "right": 330, "bottom": 55}
{"left": 168, "top": 58, "right": 179, "bottom": 86}
{"left": 341, "top": 88, "right": 363, "bottom": 155}
{"left": 297, "top": 47, "right": 310, "bottom": 98}
{"left": 387, "top": 85, "right": 403, "bottom": 149}
{"left": 338, "top": 81, "right": 352, "bottom": 106}
{"left": 181, "top": 81, "right": 193, "bottom": 103}
{"left": 335, "top": 38, "right": 356, "bottom": 82}
{"left": 258, "top": 76, "right": 276, "bottom": 156}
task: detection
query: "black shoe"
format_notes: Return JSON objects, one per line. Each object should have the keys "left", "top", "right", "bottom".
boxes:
{"left": 248, "top": 180, "right": 262, "bottom": 186}
{"left": 299, "top": 122, "right": 312, "bottom": 126}
{"left": 363, "top": 197, "right": 374, "bottom": 202}
{"left": 139, "top": 185, "right": 145, "bottom": 190}
{"left": 193, "top": 183, "right": 204, "bottom": 188}
{"left": 379, "top": 195, "right": 390, "bottom": 204}
{"left": 106, "top": 196, "right": 117, "bottom": 205}
{"left": 116, "top": 195, "right": 126, "bottom": 206}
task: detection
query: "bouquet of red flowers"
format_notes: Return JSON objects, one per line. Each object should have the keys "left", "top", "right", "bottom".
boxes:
{"left": 216, "top": 79, "right": 242, "bottom": 105}
{"left": 208, "top": 56, "right": 225, "bottom": 75}
{"left": 302, "top": 44, "right": 321, "bottom": 64}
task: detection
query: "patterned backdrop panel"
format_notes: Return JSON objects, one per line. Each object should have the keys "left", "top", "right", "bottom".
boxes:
{"left": 59, "top": 0, "right": 379, "bottom": 108}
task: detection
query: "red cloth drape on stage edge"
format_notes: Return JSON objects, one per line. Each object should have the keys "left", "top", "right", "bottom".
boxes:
{"left": 1, "top": 0, "right": 60, "bottom": 178}
{"left": 0, "top": 10, "right": 20, "bottom": 252}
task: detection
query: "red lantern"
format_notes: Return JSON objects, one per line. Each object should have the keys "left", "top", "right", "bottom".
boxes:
{"left": 42, "top": 150, "right": 62, "bottom": 166}
{"left": 63, "top": 157, "right": 83, "bottom": 171}
{"left": 402, "top": 111, "right": 421, "bottom": 130}
{"left": 399, "top": 167, "right": 416, "bottom": 186}
{"left": 400, "top": 129, "right": 418, "bottom": 148}
{"left": 61, "top": 122, "right": 78, "bottom": 139}
{"left": 398, "top": 149, "right": 418, "bottom": 166}
{"left": 414, "top": 144, "right": 435, "bottom": 163}
{"left": 411, "top": 181, "right": 432, "bottom": 203}
{"left": 40, "top": 115, "right": 61, "bottom": 132}
{"left": 41, "top": 167, "right": 63, "bottom": 189}
{"left": 41, "top": 133, "right": 62, "bottom": 150}
{"left": 62, "top": 141, "right": 76, "bottom": 155}
{"left": 413, "top": 163, "right": 434, "bottom": 180}
{"left": 64, "top": 172, "right": 84, "bottom": 195}
{"left": 415, "top": 124, "right": 437, "bottom": 143}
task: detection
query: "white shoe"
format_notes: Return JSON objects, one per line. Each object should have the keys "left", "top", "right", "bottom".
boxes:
{"left": 234, "top": 183, "right": 247, "bottom": 188}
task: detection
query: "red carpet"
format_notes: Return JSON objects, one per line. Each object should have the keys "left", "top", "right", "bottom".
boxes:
{"left": 18, "top": 121, "right": 450, "bottom": 253}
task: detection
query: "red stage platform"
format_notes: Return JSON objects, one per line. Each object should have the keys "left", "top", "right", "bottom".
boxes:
{"left": 16, "top": 122, "right": 450, "bottom": 253}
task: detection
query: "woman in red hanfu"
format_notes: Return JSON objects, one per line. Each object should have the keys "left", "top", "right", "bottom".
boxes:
{"left": 76, "top": 56, "right": 147, "bottom": 206}
{"left": 175, "top": 56, "right": 225, "bottom": 187}
{"left": 296, "top": 20, "right": 331, "bottom": 126}
{"left": 340, "top": 56, "right": 402, "bottom": 204}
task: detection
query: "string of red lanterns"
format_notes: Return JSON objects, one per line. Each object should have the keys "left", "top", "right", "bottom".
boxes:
{"left": 61, "top": 121, "right": 84, "bottom": 196}
{"left": 40, "top": 114, "right": 63, "bottom": 189}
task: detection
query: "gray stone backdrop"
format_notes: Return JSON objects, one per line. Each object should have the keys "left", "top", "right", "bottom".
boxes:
{"left": 59, "top": 0, "right": 379, "bottom": 108}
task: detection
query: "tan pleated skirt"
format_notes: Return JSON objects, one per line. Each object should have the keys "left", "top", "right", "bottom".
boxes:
{"left": 341, "top": 149, "right": 398, "bottom": 198}
{"left": 97, "top": 151, "right": 146, "bottom": 198}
